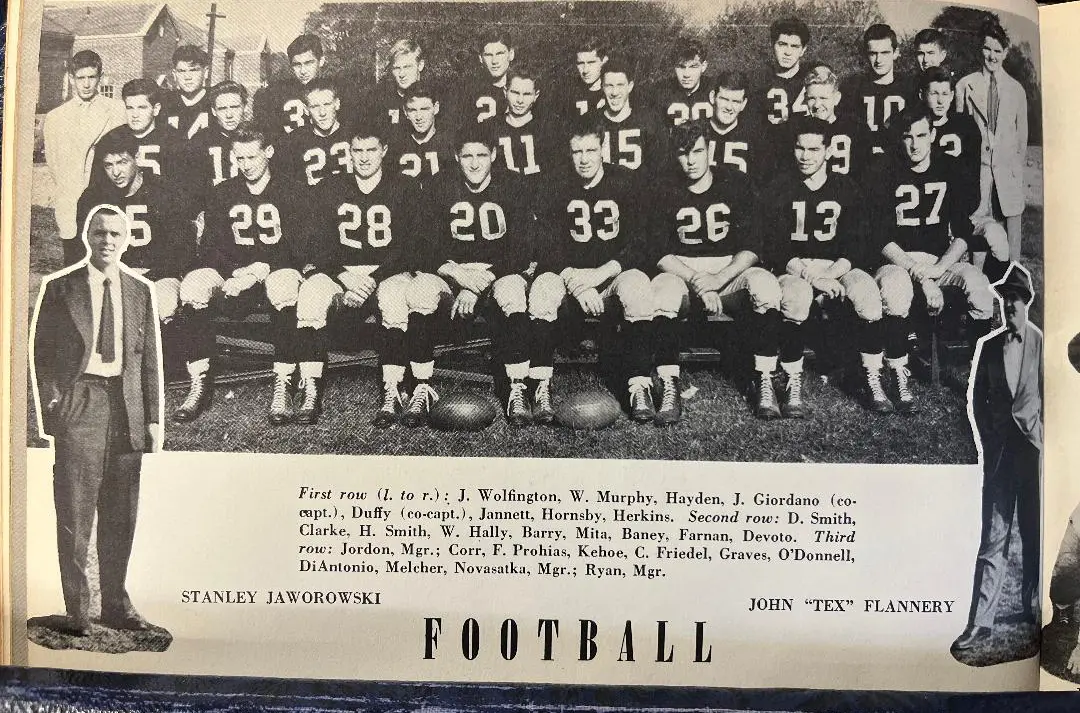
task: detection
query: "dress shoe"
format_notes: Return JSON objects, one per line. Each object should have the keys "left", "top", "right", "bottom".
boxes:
{"left": 951, "top": 624, "right": 992, "bottom": 651}
{"left": 56, "top": 615, "right": 91, "bottom": 636}
{"left": 101, "top": 609, "right": 151, "bottom": 630}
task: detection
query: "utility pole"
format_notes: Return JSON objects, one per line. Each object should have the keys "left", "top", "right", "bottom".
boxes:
{"left": 205, "top": 3, "right": 227, "bottom": 86}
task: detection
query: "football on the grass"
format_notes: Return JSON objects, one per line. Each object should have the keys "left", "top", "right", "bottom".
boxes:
{"left": 429, "top": 393, "right": 499, "bottom": 431}
{"left": 555, "top": 390, "right": 622, "bottom": 429}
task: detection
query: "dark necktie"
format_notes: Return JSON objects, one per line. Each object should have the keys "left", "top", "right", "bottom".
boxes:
{"left": 988, "top": 72, "right": 999, "bottom": 134}
{"left": 98, "top": 277, "right": 115, "bottom": 363}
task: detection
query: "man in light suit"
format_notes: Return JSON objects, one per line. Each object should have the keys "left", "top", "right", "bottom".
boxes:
{"left": 952, "top": 264, "right": 1041, "bottom": 656}
{"left": 43, "top": 50, "right": 126, "bottom": 267}
{"left": 32, "top": 205, "right": 162, "bottom": 635}
{"left": 955, "top": 20, "right": 1029, "bottom": 263}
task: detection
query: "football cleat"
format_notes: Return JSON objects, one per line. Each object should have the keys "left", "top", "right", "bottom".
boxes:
{"left": 887, "top": 365, "right": 917, "bottom": 414}
{"left": 654, "top": 376, "right": 682, "bottom": 426}
{"left": 173, "top": 371, "right": 211, "bottom": 422}
{"left": 780, "top": 371, "right": 805, "bottom": 419}
{"left": 532, "top": 379, "right": 554, "bottom": 425}
{"left": 754, "top": 372, "right": 781, "bottom": 420}
{"left": 268, "top": 372, "right": 294, "bottom": 425}
{"left": 372, "top": 382, "right": 405, "bottom": 429}
{"left": 629, "top": 382, "right": 656, "bottom": 423}
{"left": 506, "top": 380, "right": 531, "bottom": 426}
{"left": 863, "top": 368, "right": 894, "bottom": 413}
{"left": 295, "top": 377, "right": 321, "bottom": 425}
{"left": 402, "top": 382, "right": 439, "bottom": 428}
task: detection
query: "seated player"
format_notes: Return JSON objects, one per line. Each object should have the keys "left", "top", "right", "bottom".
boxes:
{"left": 761, "top": 116, "right": 896, "bottom": 414}
{"left": 495, "top": 65, "right": 558, "bottom": 184}
{"left": 913, "top": 28, "right": 949, "bottom": 73}
{"left": 406, "top": 124, "right": 536, "bottom": 425}
{"left": 390, "top": 82, "right": 455, "bottom": 186}
{"left": 558, "top": 37, "right": 608, "bottom": 120}
{"left": 462, "top": 27, "right": 516, "bottom": 125}
{"left": 802, "top": 65, "right": 869, "bottom": 178}
{"left": 598, "top": 57, "right": 665, "bottom": 177}
{"left": 364, "top": 38, "right": 426, "bottom": 127}
{"left": 704, "top": 70, "right": 767, "bottom": 183}
{"left": 758, "top": 17, "right": 811, "bottom": 126}
{"left": 173, "top": 126, "right": 308, "bottom": 424}
{"left": 161, "top": 45, "right": 210, "bottom": 141}
{"left": 653, "top": 39, "right": 713, "bottom": 127}
{"left": 651, "top": 121, "right": 784, "bottom": 422}
{"left": 872, "top": 107, "right": 995, "bottom": 413}
{"left": 528, "top": 118, "right": 658, "bottom": 424}
{"left": 97, "top": 78, "right": 183, "bottom": 187}
{"left": 841, "top": 24, "right": 913, "bottom": 157}
{"left": 183, "top": 81, "right": 247, "bottom": 204}
{"left": 293, "top": 121, "right": 423, "bottom": 426}
{"left": 275, "top": 79, "right": 352, "bottom": 187}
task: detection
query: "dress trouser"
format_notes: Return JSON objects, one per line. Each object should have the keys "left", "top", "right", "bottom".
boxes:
{"left": 52, "top": 375, "right": 142, "bottom": 621}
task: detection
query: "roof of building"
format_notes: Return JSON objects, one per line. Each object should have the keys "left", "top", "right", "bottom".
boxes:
{"left": 43, "top": 2, "right": 168, "bottom": 38}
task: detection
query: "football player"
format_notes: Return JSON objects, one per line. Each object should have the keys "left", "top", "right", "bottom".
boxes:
{"left": 653, "top": 39, "right": 713, "bottom": 127}
{"left": 97, "top": 78, "right": 184, "bottom": 187}
{"left": 406, "top": 124, "right": 536, "bottom": 425}
{"left": 364, "top": 38, "right": 426, "bottom": 127}
{"left": 841, "top": 24, "right": 913, "bottom": 157}
{"left": 173, "top": 125, "right": 309, "bottom": 424}
{"left": 292, "top": 121, "right": 423, "bottom": 426}
{"left": 599, "top": 57, "right": 666, "bottom": 177}
{"left": 872, "top": 107, "right": 994, "bottom": 413}
{"left": 495, "top": 65, "right": 559, "bottom": 183}
{"left": 390, "top": 82, "right": 455, "bottom": 186}
{"left": 462, "top": 27, "right": 516, "bottom": 125}
{"left": 758, "top": 17, "right": 811, "bottom": 126}
{"left": 559, "top": 37, "right": 608, "bottom": 120}
{"left": 528, "top": 117, "right": 658, "bottom": 424}
{"left": 161, "top": 45, "right": 210, "bottom": 141}
{"left": 651, "top": 121, "right": 784, "bottom": 422}
{"left": 913, "top": 28, "right": 949, "bottom": 72}
{"left": 761, "top": 116, "right": 895, "bottom": 414}
{"left": 802, "top": 65, "right": 869, "bottom": 178}
{"left": 704, "top": 70, "right": 767, "bottom": 183}
{"left": 274, "top": 79, "right": 352, "bottom": 187}
{"left": 254, "top": 34, "right": 349, "bottom": 139}
{"left": 184, "top": 81, "right": 247, "bottom": 204}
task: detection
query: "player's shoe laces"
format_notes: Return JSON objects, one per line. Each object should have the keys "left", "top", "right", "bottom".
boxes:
{"left": 506, "top": 380, "right": 531, "bottom": 426}
{"left": 268, "top": 372, "right": 294, "bottom": 425}
{"left": 372, "top": 383, "right": 405, "bottom": 429}
{"left": 532, "top": 380, "right": 554, "bottom": 424}
{"left": 754, "top": 372, "right": 781, "bottom": 420}
{"left": 863, "top": 368, "right": 893, "bottom": 413}
{"left": 781, "top": 371, "right": 805, "bottom": 419}
{"left": 629, "top": 382, "right": 656, "bottom": 423}
{"left": 174, "top": 371, "right": 211, "bottom": 422}
{"left": 654, "top": 376, "right": 682, "bottom": 426}
{"left": 295, "top": 377, "right": 321, "bottom": 425}
{"left": 888, "top": 365, "right": 917, "bottom": 414}
{"left": 402, "top": 383, "right": 439, "bottom": 428}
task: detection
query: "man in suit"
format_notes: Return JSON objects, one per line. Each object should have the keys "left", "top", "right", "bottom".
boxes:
{"left": 32, "top": 205, "right": 162, "bottom": 635}
{"left": 952, "top": 264, "right": 1041, "bottom": 656}
{"left": 43, "top": 50, "right": 126, "bottom": 267}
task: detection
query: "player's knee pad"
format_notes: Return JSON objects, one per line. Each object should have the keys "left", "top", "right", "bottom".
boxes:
{"left": 406, "top": 272, "right": 451, "bottom": 315}
{"left": 841, "top": 270, "right": 884, "bottom": 322}
{"left": 266, "top": 268, "right": 303, "bottom": 310}
{"left": 296, "top": 273, "right": 342, "bottom": 330}
{"left": 875, "top": 265, "right": 913, "bottom": 318}
{"left": 179, "top": 268, "right": 224, "bottom": 309}
{"left": 155, "top": 278, "right": 181, "bottom": 322}
{"left": 651, "top": 273, "right": 688, "bottom": 319}
{"left": 614, "top": 269, "right": 655, "bottom": 322}
{"left": 492, "top": 274, "right": 528, "bottom": 315}
{"left": 981, "top": 220, "right": 1010, "bottom": 262}
{"left": 742, "top": 267, "right": 782, "bottom": 314}
{"left": 528, "top": 272, "right": 566, "bottom": 322}
{"left": 376, "top": 273, "right": 412, "bottom": 330}
{"left": 777, "top": 274, "right": 813, "bottom": 323}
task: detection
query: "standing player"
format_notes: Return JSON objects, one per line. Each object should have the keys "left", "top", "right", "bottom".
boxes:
{"left": 913, "top": 28, "right": 949, "bottom": 72}
{"left": 97, "top": 79, "right": 184, "bottom": 187}
{"left": 558, "top": 38, "right": 608, "bottom": 121}
{"left": 872, "top": 107, "right": 994, "bottom": 413}
{"left": 841, "top": 24, "right": 913, "bottom": 157}
{"left": 462, "top": 28, "right": 516, "bottom": 125}
{"left": 704, "top": 70, "right": 768, "bottom": 184}
{"left": 598, "top": 58, "right": 666, "bottom": 178}
{"left": 254, "top": 34, "right": 344, "bottom": 139}
{"left": 292, "top": 122, "right": 423, "bottom": 426}
{"left": 161, "top": 45, "right": 211, "bottom": 141}
{"left": 364, "top": 38, "right": 426, "bottom": 127}
{"left": 802, "top": 65, "right": 869, "bottom": 178}
{"left": 921, "top": 67, "right": 981, "bottom": 188}
{"left": 495, "top": 66, "right": 559, "bottom": 184}
{"left": 390, "top": 82, "right": 455, "bottom": 186}
{"left": 274, "top": 79, "right": 353, "bottom": 187}
{"left": 650, "top": 121, "right": 784, "bottom": 423}
{"left": 653, "top": 39, "right": 713, "bottom": 127}
{"left": 172, "top": 126, "right": 309, "bottom": 424}
{"left": 758, "top": 18, "right": 811, "bottom": 126}
{"left": 528, "top": 118, "right": 657, "bottom": 424}
{"left": 405, "top": 125, "right": 536, "bottom": 425}
{"left": 183, "top": 81, "right": 247, "bottom": 204}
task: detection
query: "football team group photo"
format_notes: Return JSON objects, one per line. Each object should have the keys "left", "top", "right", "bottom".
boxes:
{"left": 26, "top": 0, "right": 1043, "bottom": 462}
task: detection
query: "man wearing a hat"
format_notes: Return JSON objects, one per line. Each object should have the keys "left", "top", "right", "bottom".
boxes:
{"left": 953, "top": 264, "right": 1042, "bottom": 658}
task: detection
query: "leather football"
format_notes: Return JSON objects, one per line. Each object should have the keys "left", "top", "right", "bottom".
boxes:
{"left": 555, "top": 390, "right": 622, "bottom": 429}
{"left": 428, "top": 393, "right": 499, "bottom": 431}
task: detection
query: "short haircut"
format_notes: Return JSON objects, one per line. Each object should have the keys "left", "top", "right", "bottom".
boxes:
{"left": 567, "top": 115, "right": 605, "bottom": 143}
{"left": 920, "top": 65, "right": 955, "bottom": 92}
{"left": 173, "top": 44, "right": 209, "bottom": 67}
{"left": 303, "top": 78, "right": 339, "bottom": 101}
{"left": 575, "top": 37, "right": 607, "bottom": 58}
{"left": 602, "top": 56, "right": 635, "bottom": 83}
{"left": 672, "top": 38, "right": 706, "bottom": 64}
{"left": 788, "top": 115, "right": 834, "bottom": 144}
{"left": 506, "top": 64, "right": 541, "bottom": 90}
{"left": 454, "top": 123, "right": 497, "bottom": 152}
{"left": 863, "top": 23, "right": 898, "bottom": 51}
{"left": 231, "top": 123, "right": 270, "bottom": 150}
{"left": 403, "top": 80, "right": 440, "bottom": 105}
{"left": 913, "top": 28, "right": 946, "bottom": 49}
{"left": 476, "top": 26, "right": 513, "bottom": 53}
{"left": 288, "top": 34, "right": 324, "bottom": 60}
{"left": 713, "top": 69, "right": 750, "bottom": 94}
{"left": 70, "top": 50, "right": 102, "bottom": 75}
{"left": 209, "top": 80, "right": 248, "bottom": 106}
{"left": 388, "top": 37, "right": 424, "bottom": 63}
{"left": 95, "top": 130, "right": 139, "bottom": 162}
{"left": 671, "top": 120, "right": 709, "bottom": 154}
{"left": 771, "top": 17, "right": 810, "bottom": 46}
{"left": 804, "top": 64, "right": 839, "bottom": 90}
{"left": 121, "top": 78, "right": 161, "bottom": 104}
{"left": 888, "top": 105, "right": 935, "bottom": 136}
{"left": 980, "top": 19, "right": 1009, "bottom": 48}
{"left": 349, "top": 120, "right": 388, "bottom": 146}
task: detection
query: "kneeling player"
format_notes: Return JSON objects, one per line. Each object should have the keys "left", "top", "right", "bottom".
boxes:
{"left": 529, "top": 118, "right": 658, "bottom": 424}
{"left": 293, "top": 122, "right": 423, "bottom": 426}
{"left": 173, "top": 126, "right": 308, "bottom": 424}
{"left": 405, "top": 125, "right": 536, "bottom": 425}
{"left": 651, "top": 121, "right": 785, "bottom": 421}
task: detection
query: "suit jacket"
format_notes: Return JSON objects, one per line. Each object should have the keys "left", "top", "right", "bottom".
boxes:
{"left": 954, "top": 69, "right": 1028, "bottom": 217}
{"left": 972, "top": 325, "right": 1043, "bottom": 451}
{"left": 32, "top": 266, "right": 161, "bottom": 452}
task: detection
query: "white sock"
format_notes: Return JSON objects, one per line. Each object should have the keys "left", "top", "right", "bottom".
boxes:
{"left": 657, "top": 364, "right": 680, "bottom": 380}
{"left": 860, "top": 352, "right": 884, "bottom": 371}
{"left": 273, "top": 362, "right": 297, "bottom": 377}
{"left": 187, "top": 358, "right": 210, "bottom": 377}
{"left": 529, "top": 365, "right": 553, "bottom": 381}
{"left": 628, "top": 375, "right": 652, "bottom": 390}
{"left": 411, "top": 361, "right": 434, "bottom": 381}
{"left": 886, "top": 355, "right": 909, "bottom": 370}
{"left": 382, "top": 364, "right": 406, "bottom": 385}
{"left": 299, "top": 361, "right": 324, "bottom": 380}
{"left": 505, "top": 361, "right": 529, "bottom": 380}
{"left": 780, "top": 358, "right": 803, "bottom": 376}
{"left": 754, "top": 355, "right": 778, "bottom": 374}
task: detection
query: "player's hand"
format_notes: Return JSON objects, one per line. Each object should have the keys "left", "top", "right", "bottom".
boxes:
{"left": 921, "top": 279, "right": 944, "bottom": 315}
{"left": 341, "top": 290, "right": 369, "bottom": 309}
{"left": 923, "top": 264, "right": 947, "bottom": 281}
{"left": 701, "top": 290, "right": 722, "bottom": 316}
{"left": 812, "top": 277, "right": 845, "bottom": 299}
{"left": 690, "top": 273, "right": 722, "bottom": 295}
{"left": 563, "top": 269, "right": 592, "bottom": 297}
{"left": 340, "top": 274, "right": 377, "bottom": 303}
{"left": 451, "top": 290, "right": 479, "bottom": 319}
{"left": 221, "top": 274, "right": 258, "bottom": 297}
{"left": 909, "top": 262, "right": 931, "bottom": 282}
{"left": 456, "top": 268, "right": 494, "bottom": 294}
{"left": 576, "top": 288, "right": 604, "bottom": 317}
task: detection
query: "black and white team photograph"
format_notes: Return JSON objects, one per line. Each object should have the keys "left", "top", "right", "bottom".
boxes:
{"left": 26, "top": 0, "right": 1043, "bottom": 463}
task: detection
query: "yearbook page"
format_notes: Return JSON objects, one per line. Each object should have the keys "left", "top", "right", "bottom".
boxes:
{"left": 2, "top": 0, "right": 1045, "bottom": 692}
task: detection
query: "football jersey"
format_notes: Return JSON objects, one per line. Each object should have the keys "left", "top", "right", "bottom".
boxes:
{"left": 704, "top": 117, "right": 769, "bottom": 185}
{"left": 389, "top": 126, "right": 456, "bottom": 187}
{"left": 652, "top": 78, "right": 714, "bottom": 127}
{"left": 599, "top": 106, "right": 666, "bottom": 176}
{"left": 96, "top": 123, "right": 185, "bottom": 185}
{"left": 931, "top": 112, "right": 981, "bottom": 188}
{"left": 253, "top": 74, "right": 361, "bottom": 139}
{"left": 494, "top": 115, "right": 562, "bottom": 183}
{"left": 657, "top": 166, "right": 759, "bottom": 264}
{"left": 364, "top": 80, "right": 408, "bottom": 127}
{"left": 161, "top": 89, "right": 211, "bottom": 141}
{"left": 199, "top": 173, "right": 309, "bottom": 273}
{"left": 423, "top": 171, "right": 534, "bottom": 278}
{"left": 307, "top": 172, "right": 419, "bottom": 280}
{"left": 840, "top": 73, "right": 914, "bottom": 154}
{"left": 460, "top": 75, "right": 508, "bottom": 126}
{"left": 821, "top": 115, "right": 872, "bottom": 179}
{"left": 181, "top": 127, "right": 240, "bottom": 204}
{"left": 762, "top": 169, "right": 869, "bottom": 269}
{"left": 76, "top": 174, "right": 198, "bottom": 280}
{"left": 274, "top": 123, "right": 353, "bottom": 187}
{"left": 557, "top": 79, "right": 606, "bottom": 121}
{"left": 756, "top": 65, "right": 810, "bottom": 126}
